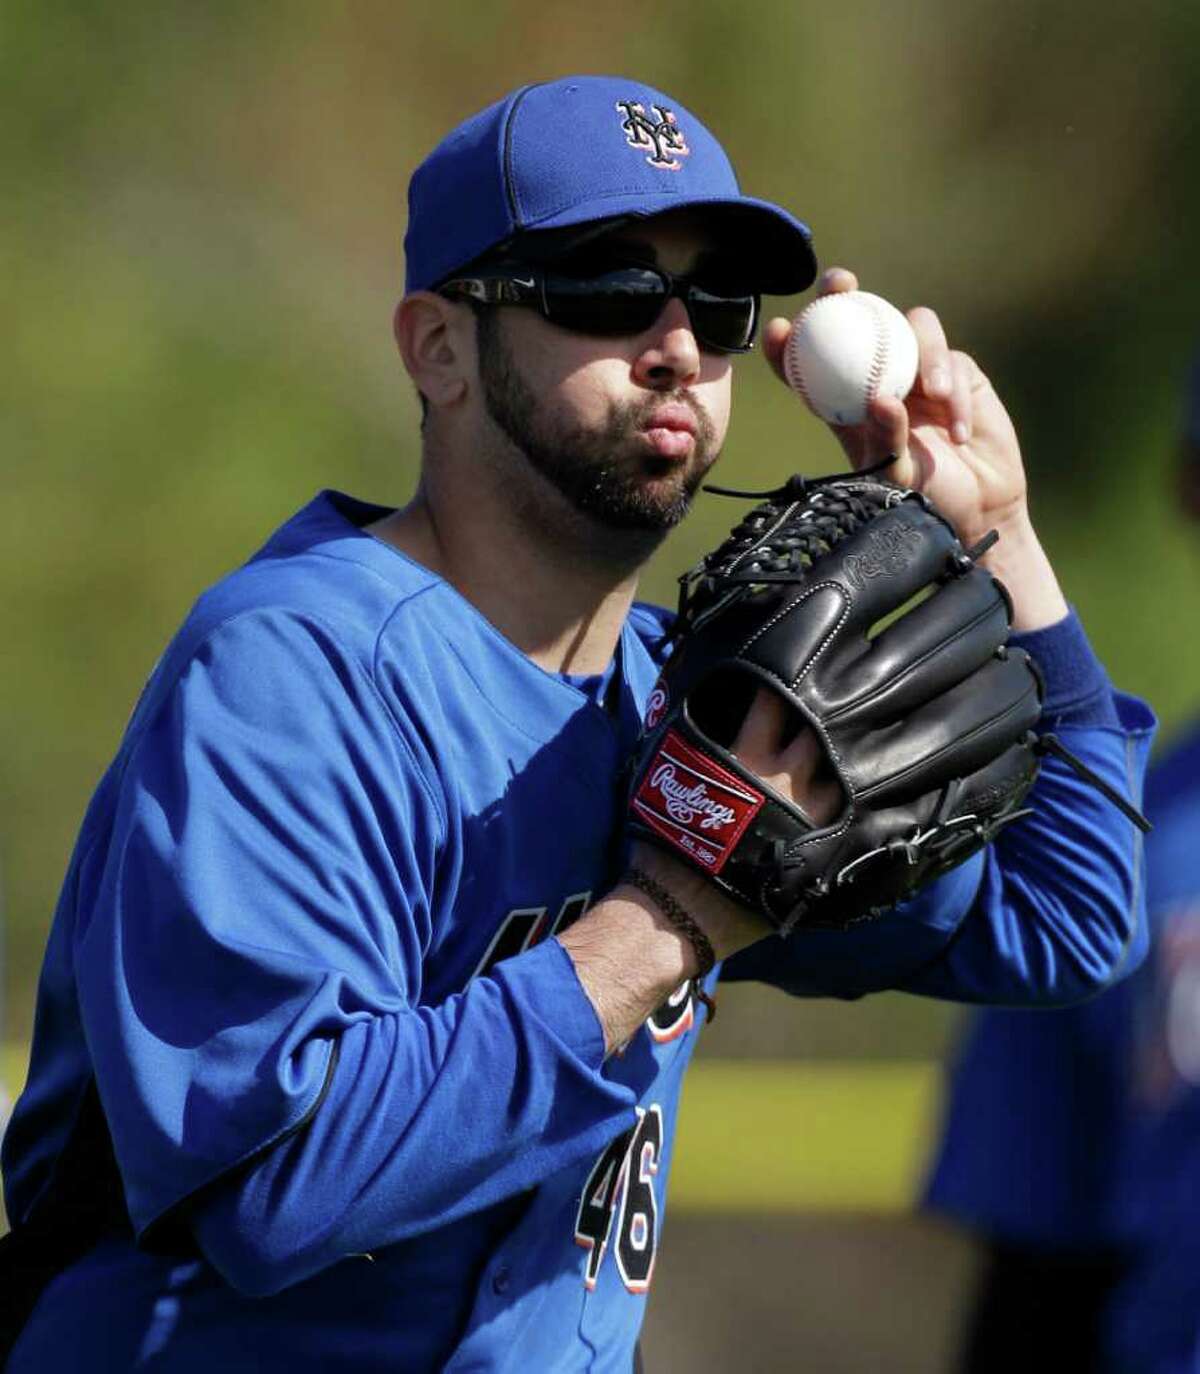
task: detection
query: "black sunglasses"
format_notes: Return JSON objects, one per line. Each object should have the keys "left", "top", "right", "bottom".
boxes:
{"left": 438, "top": 261, "right": 760, "bottom": 354}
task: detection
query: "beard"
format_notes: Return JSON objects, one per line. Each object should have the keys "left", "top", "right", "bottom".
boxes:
{"left": 476, "top": 313, "right": 720, "bottom": 533}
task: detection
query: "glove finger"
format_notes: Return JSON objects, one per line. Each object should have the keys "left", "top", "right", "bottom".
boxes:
{"left": 844, "top": 741, "right": 1040, "bottom": 895}
{"left": 821, "top": 571, "right": 1011, "bottom": 724}
{"left": 841, "top": 653, "right": 1041, "bottom": 804}
{"left": 739, "top": 501, "right": 961, "bottom": 686}
{"left": 832, "top": 499, "right": 961, "bottom": 636}
{"left": 956, "top": 739, "right": 1040, "bottom": 814}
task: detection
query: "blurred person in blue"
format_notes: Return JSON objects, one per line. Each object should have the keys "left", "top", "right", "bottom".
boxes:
{"left": 0, "top": 877, "right": 9, "bottom": 1140}
{"left": 0, "top": 76, "right": 1153, "bottom": 1372}
{"left": 925, "top": 353, "right": 1200, "bottom": 1374}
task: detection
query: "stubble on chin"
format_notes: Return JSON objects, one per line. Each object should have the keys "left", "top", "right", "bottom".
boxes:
{"left": 477, "top": 315, "right": 721, "bottom": 542}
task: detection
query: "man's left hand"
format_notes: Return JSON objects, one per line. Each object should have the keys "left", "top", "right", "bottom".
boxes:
{"left": 764, "top": 267, "right": 1027, "bottom": 552}
{"left": 763, "top": 268, "right": 1069, "bottom": 631}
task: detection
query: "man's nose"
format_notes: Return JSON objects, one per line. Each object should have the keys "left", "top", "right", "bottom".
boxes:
{"left": 631, "top": 296, "right": 702, "bottom": 390}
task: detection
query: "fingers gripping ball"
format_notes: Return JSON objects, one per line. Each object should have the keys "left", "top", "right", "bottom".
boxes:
{"left": 628, "top": 476, "right": 1045, "bottom": 933}
{"left": 783, "top": 291, "right": 919, "bottom": 425}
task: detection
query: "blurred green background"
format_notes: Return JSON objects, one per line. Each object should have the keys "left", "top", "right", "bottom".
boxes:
{"left": 4, "top": 2, "right": 1200, "bottom": 1367}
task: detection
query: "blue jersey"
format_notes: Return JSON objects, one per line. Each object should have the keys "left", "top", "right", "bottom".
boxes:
{"left": 2, "top": 491, "right": 1154, "bottom": 1372}
{"left": 925, "top": 722, "right": 1200, "bottom": 1374}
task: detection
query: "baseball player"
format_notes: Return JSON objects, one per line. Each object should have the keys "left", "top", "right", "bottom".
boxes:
{"left": 0, "top": 76, "right": 1152, "bottom": 1372}
{"left": 925, "top": 358, "right": 1200, "bottom": 1374}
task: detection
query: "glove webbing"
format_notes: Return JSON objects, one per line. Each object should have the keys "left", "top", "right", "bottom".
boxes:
{"left": 676, "top": 486, "right": 895, "bottom": 633}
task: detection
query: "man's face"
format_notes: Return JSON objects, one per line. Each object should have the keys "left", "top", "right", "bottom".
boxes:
{"left": 474, "top": 213, "right": 738, "bottom": 535}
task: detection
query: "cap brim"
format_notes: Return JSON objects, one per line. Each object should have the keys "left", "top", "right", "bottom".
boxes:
{"left": 521, "top": 194, "right": 818, "bottom": 296}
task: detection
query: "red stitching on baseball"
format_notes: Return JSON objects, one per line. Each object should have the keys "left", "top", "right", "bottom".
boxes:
{"left": 862, "top": 294, "right": 889, "bottom": 409}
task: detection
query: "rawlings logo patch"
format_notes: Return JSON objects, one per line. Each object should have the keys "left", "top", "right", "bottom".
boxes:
{"left": 616, "top": 100, "right": 690, "bottom": 170}
{"left": 651, "top": 763, "right": 740, "bottom": 829}
{"left": 632, "top": 730, "right": 764, "bottom": 872}
{"left": 843, "top": 521, "right": 924, "bottom": 590}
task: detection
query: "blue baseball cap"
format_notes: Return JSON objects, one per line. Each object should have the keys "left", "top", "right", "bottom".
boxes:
{"left": 404, "top": 75, "right": 818, "bottom": 297}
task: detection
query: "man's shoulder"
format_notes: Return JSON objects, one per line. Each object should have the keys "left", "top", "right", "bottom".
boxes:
{"left": 207, "top": 489, "right": 435, "bottom": 617}
{"left": 171, "top": 491, "right": 446, "bottom": 662}
{"left": 120, "top": 492, "right": 461, "bottom": 747}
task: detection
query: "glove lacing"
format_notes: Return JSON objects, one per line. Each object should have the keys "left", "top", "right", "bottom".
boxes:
{"left": 674, "top": 477, "right": 904, "bottom": 639}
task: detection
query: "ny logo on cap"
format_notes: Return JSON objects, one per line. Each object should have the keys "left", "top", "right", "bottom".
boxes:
{"left": 615, "top": 101, "right": 690, "bottom": 171}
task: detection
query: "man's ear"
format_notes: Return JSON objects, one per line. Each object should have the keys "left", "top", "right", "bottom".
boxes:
{"left": 393, "top": 292, "right": 472, "bottom": 411}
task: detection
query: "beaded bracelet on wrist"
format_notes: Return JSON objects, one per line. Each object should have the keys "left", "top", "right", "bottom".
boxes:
{"left": 623, "top": 866, "right": 718, "bottom": 1023}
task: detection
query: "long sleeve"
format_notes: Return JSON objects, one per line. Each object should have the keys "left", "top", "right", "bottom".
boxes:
{"left": 74, "top": 609, "right": 637, "bottom": 1294}
{"left": 189, "top": 939, "right": 632, "bottom": 1296}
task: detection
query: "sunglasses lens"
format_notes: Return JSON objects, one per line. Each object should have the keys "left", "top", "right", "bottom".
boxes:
{"left": 540, "top": 265, "right": 758, "bottom": 353}
{"left": 543, "top": 267, "right": 666, "bottom": 337}
{"left": 688, "top": 285, "right": 758, "bottom": 352}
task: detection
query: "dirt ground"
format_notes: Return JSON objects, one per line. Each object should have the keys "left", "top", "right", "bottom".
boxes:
{"left": 642, "top": 1213, "right": 980, "bottom": 1373}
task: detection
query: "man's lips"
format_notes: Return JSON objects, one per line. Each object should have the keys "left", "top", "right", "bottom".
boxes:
{"left": 641, "top": 405, "right": 698, "bottom": 460}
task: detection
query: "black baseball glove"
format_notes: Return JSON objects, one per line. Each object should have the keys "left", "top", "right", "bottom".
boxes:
{"left": 628, "top": 472, "right": 1046, "bottom": 933}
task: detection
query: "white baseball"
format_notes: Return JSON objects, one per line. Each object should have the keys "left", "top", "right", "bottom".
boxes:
{"left": 782, "top": 290, "right": 920, "bottom": 426}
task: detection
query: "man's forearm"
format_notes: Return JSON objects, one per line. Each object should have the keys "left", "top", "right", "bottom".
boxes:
{"left": 560, "top": 845, "right": 770, "bottom": 1054}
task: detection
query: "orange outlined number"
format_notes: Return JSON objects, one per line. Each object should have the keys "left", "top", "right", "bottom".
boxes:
{"left": 574, "top": 1105, "right": 663, "bottom": 1294}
